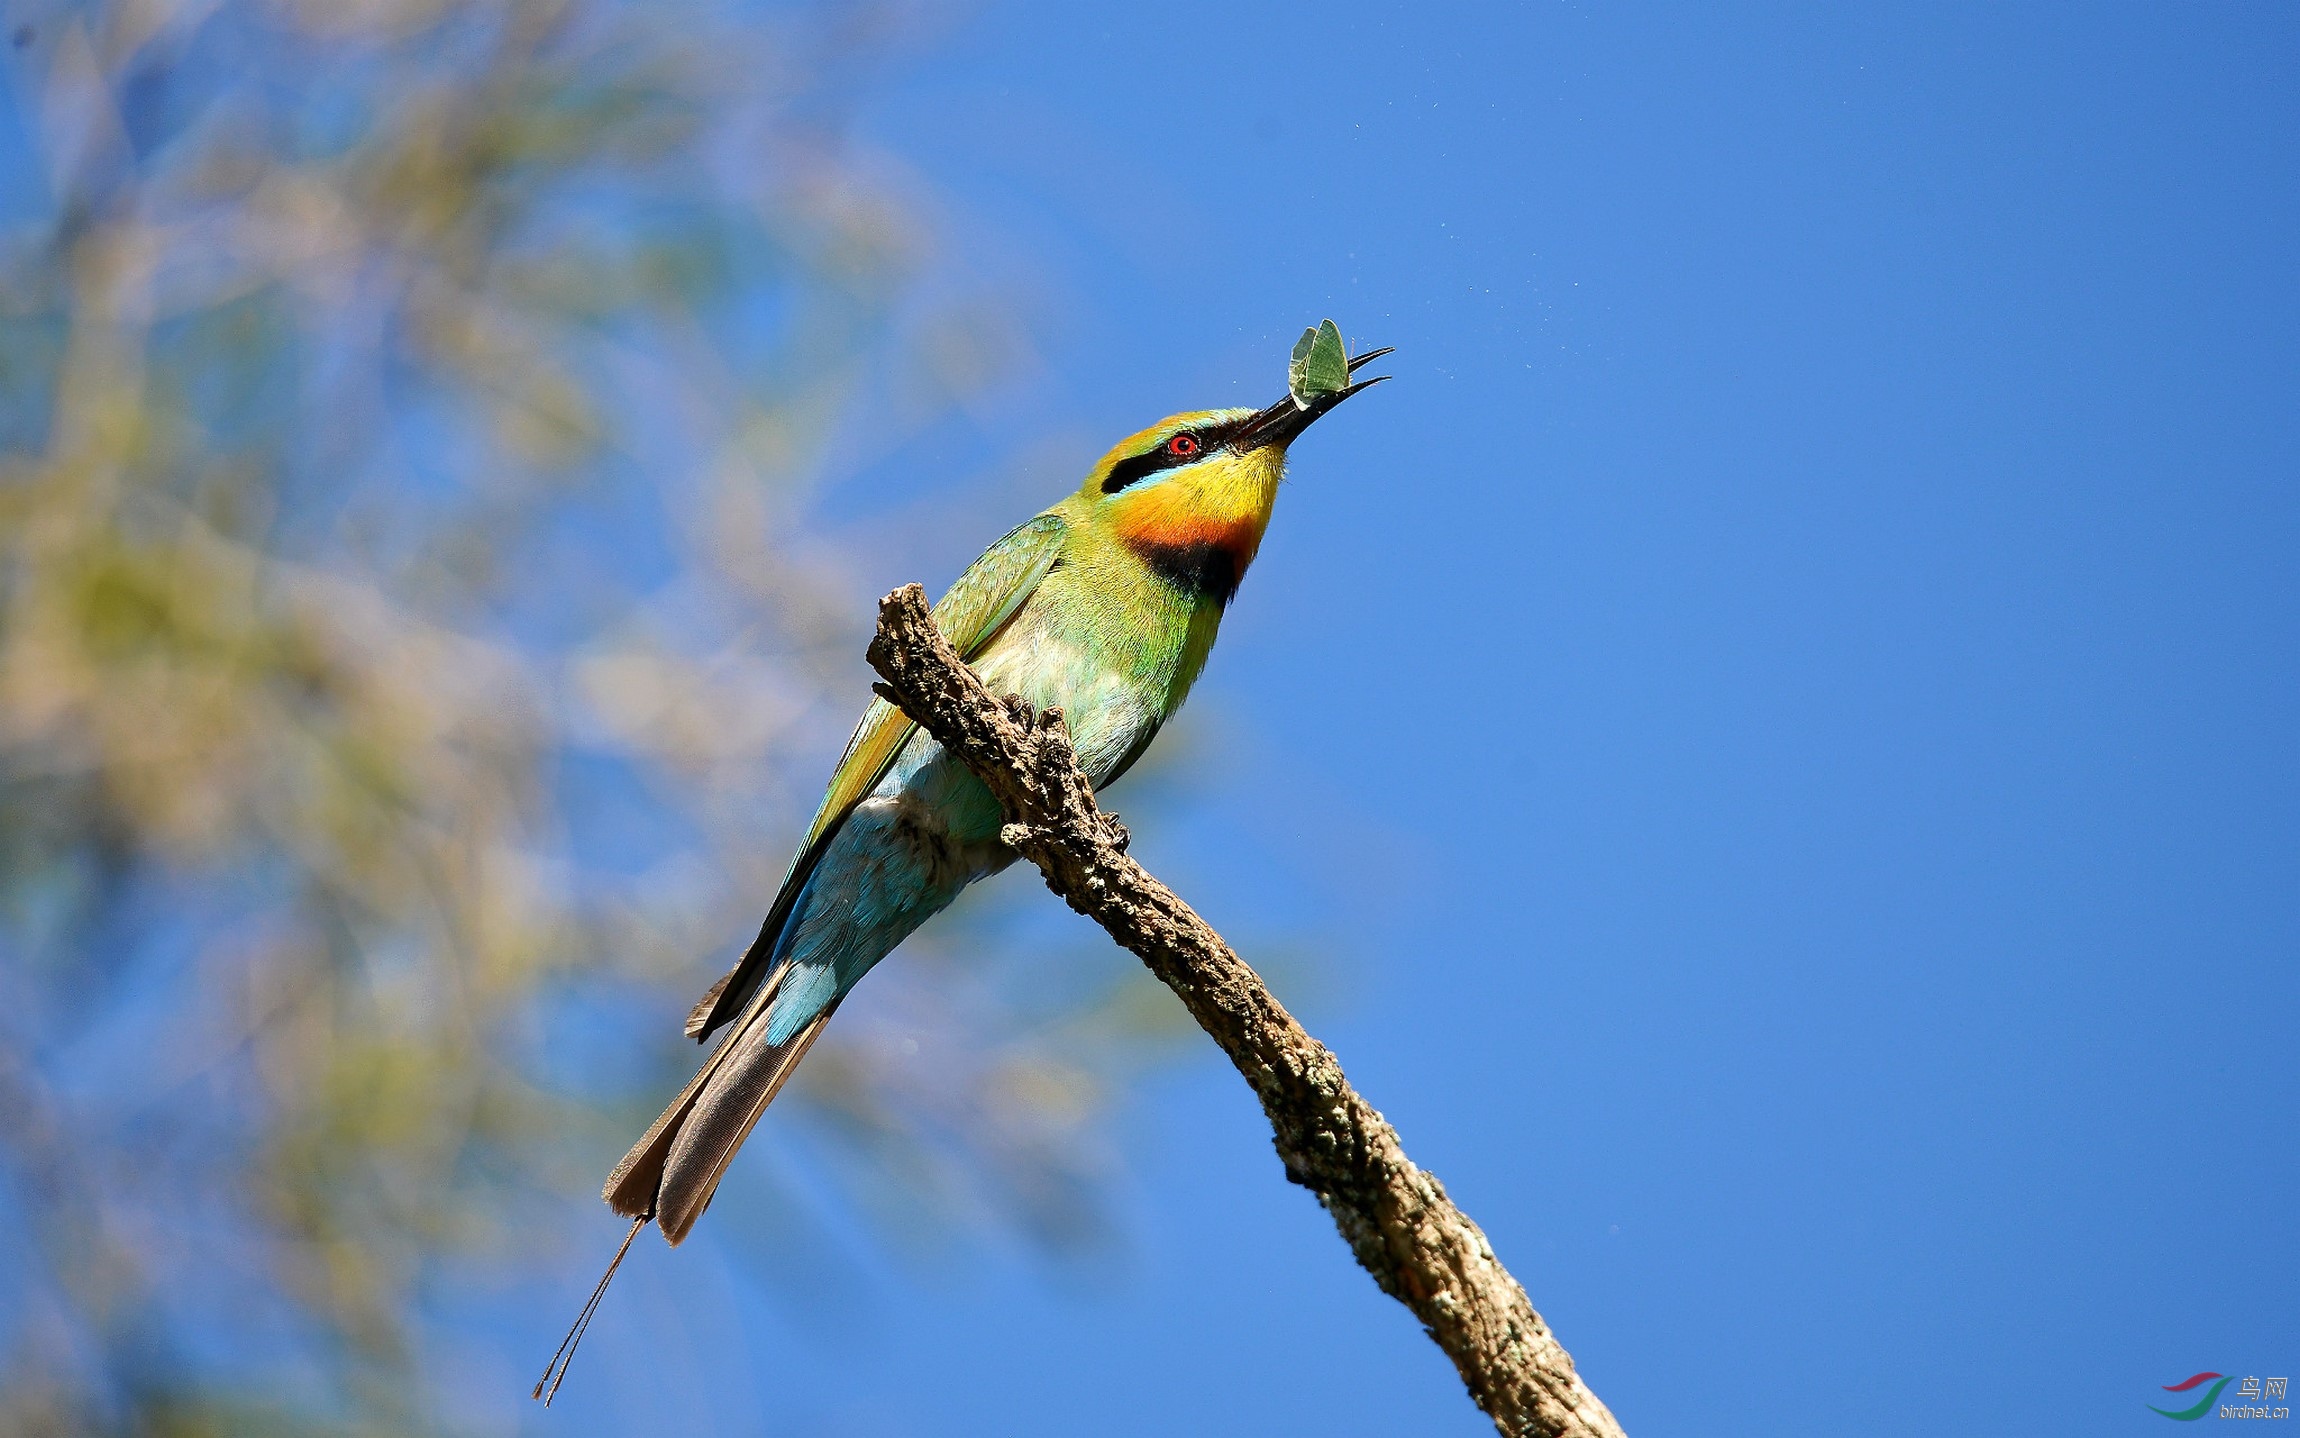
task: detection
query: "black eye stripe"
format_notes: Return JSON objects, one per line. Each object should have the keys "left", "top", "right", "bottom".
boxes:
{"left": 1100, "top": 419, "right": 1245, "bottom": 494}
{"left": 1099, "top": 448, "right": 1170, "bottom": 494}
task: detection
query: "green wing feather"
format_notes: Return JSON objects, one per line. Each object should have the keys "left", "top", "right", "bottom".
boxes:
{"left": 685, "top": 512, "right": 1068, "bottom": 1039}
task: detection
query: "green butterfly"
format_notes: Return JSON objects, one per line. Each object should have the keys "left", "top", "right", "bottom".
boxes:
{"left": 1288, "top": 318, "right": 1351, "bottom": 410}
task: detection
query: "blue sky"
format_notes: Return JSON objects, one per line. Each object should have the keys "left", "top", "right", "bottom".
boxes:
{"left": 544, "top": 4, "right": 2298, "bottom": 1434}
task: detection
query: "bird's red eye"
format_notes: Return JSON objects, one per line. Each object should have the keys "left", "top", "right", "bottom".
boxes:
{"left": 1167, "top": 433, "right": 1200, "bottom": 458}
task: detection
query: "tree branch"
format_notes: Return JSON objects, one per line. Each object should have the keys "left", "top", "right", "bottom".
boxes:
{"left": 865, "top": 584, "right": 1626, "bottom": 1438}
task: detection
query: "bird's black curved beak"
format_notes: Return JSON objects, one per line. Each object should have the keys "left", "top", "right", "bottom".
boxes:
{"left": 1233, "top": 346, "right": 1393, "bottom": 453}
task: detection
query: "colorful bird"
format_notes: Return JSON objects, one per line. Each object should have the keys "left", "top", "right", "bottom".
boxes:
{"left": 538, "top": 334, "right": 1388, "bottom": 1401}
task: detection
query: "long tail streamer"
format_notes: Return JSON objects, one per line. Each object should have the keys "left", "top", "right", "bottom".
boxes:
{"left": 533, "top": 1215, "right": 648, "bottom": 1406}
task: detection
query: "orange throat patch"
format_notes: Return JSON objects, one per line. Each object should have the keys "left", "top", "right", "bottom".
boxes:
{"left": 1114, "top": 506, "right": 1267, "bottom": 607}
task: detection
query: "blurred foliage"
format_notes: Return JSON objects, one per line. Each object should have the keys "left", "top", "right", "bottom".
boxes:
{"left": 0, "top": 1, "right": 1179, "bottom": 1431}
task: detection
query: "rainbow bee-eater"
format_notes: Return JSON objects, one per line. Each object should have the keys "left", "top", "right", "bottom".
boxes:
{"left": 538, "top": 332, "right": 1387, "bottom": 1400}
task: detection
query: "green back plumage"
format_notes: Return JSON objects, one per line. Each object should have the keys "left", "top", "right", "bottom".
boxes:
{"left": 685, "top": 512, "right": 1069, "bottom": 1039}
{"left": 803, "top": 513, "right": 1068, "bottom": 853}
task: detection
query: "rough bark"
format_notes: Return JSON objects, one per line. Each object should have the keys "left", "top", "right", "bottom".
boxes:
{"left": 865, "top": 584, "right": 1627, "bottom": 1438}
